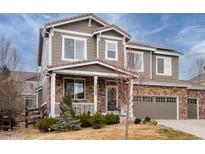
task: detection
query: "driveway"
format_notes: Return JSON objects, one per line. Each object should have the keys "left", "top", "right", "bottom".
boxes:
{"left": 158, "top": 120, "right": 205, "bottom": 139}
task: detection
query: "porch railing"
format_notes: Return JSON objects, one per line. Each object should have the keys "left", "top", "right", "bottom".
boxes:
{"left": 72, "top": 103, "right": 94, "bottom": 115}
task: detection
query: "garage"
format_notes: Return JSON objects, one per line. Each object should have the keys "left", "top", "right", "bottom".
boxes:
{"left": 187, "top": 98, "right": 198, "bottom": 119}
{"left": 133, "top": 96, "right": 178, "bottom": 119}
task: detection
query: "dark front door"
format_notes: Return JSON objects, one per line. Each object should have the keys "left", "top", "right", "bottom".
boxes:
{"left": 106, "top": 86, "right": 118, "bottom": 112}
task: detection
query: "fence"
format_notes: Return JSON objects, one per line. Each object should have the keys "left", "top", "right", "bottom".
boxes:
{"left": 0, "top": 113, "right": 14, "bottom": 131}
{"left": 72, "top": 103, "right": 94, "bottom": 115}
{"left": 25, "top": 106, "right": 47, "bottom": 128}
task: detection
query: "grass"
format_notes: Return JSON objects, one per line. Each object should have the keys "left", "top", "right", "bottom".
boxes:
{"left": 0, "top": 123, "right": 201, "bottom": 140}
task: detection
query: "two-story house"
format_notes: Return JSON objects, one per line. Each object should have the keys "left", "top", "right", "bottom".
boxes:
{"left": 37, "top": 13, "right": 205, "bottom": 120}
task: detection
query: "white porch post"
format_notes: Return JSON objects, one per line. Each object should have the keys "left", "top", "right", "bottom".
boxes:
{"left": 129, "top": 78, "right": 134, "bottom": 117}
{"left": 94, "top": 76, "right": 98, "bottom": 113}
{"left": 50, "top": 73, "right": 56, "bottom": 118}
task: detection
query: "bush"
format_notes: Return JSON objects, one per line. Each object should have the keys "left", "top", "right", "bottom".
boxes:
{"left": 90, "top": 112, "right": 105, "bottom": 129}
{"left": 143, "top": 116, "right": 151, "bottom": 124}
{"left": 152, "top": 120, "right": 157, "bottom": 126}
{"left": 78, "top": 112, "right": 92, "bottom": 127}
{"left": 104, "top": 113, "right": 120, "bottom": 125}
{"left": 51, "top": 96, "right": 81, "bottom": 131}
{"left": 37, "top": 117, "right": 56, "bottom": 132}
{"left": 134, "top": 118, "right": 141, "bottom": 124}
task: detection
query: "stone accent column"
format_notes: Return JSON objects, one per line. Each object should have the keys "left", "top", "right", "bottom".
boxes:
{"left": 50, "top": 73, "right": 56, "bottom": 118}
{"left": 94, "top": 76, "right": 98, "bottom": 113}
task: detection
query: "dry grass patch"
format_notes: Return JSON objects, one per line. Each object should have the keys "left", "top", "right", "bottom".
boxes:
{"left": 0, "top": 123, "right": 201, "bottom": 140}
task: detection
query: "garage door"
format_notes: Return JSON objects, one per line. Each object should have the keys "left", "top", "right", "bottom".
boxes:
{"left": 133, "top": 96, "right": 177, "bottom": 119}
{"left": 187, "top": 98, "right": 198, "bottom": 119}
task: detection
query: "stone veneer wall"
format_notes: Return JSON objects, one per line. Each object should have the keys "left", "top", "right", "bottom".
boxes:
{"left": 187, "top": 90, "right": 205, "bottom": 119}
{"left": 133, "top": 85, "right": 188, "bottom": 119}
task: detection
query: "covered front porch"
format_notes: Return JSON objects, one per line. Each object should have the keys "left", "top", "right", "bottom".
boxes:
{"left": 48, "top": 60, "right": 135, "bottom": 117}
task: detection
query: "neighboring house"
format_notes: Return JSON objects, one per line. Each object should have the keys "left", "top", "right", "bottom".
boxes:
{"left": 10, "top": 71, "right": 39, "bottom": 108}
{"left": 191, "top": 73, "right": 205, "bottom": 86}
{"left": 37, "top": 13, "right": 205, "bottom": 120}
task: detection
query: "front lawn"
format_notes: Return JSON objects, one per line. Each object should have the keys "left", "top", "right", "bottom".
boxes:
{"left": 0, "top": 123, "right": 200, "bottom": 140}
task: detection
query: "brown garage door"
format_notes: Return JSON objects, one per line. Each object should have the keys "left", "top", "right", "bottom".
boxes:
{"left": 187, "top": 98, "right": 198, "bottom": 119}
{"left": 133, "top": 96, "right": 177, "bottom": 119}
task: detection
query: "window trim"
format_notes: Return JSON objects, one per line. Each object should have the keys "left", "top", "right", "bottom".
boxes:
{"left": 105, "top": 40, "right": 118, "bottom": 61}
{"left": 63, "top": 77, "right": 86, "bottom": 100}
{"left": 156, "top": 56, "right": 172, "bottom": 76}
{"left": 126, "top": 50, "right": 144, "bottom": 72}
{"left": 61, "top": 35, "right": 87, "bottom": 61}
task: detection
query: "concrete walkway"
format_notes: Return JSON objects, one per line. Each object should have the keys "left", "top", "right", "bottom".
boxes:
{"left": 158, "top": 120, "right": 205, "bottom": 139}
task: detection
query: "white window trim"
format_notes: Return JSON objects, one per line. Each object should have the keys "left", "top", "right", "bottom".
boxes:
{"left": 156, "top": 56, "right": 172, "bottom": 76}
{"left": 63, "top": 77, "right": 86, "bottom": 101}
{"left": 105, "top": 40, "right": 118, "bottom": 61}
{"left": 61, "top": 35, "right": 87, "bottom": 61}
{"left": 126, "top": 50, "right": 144, "bottom": 72}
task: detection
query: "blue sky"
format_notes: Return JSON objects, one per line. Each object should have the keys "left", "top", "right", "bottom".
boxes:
{"left": 0, "top": 13, "right": 205, "bottom": 79}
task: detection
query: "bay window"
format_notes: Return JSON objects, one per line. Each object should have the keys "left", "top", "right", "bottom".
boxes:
{"left": 64, "top": 79, "right": 85, "bottom": 100}
{"left": 126, "top": 51, "right": 144, "bottom": 72}
{"left": 62, "top": 35, "right": 87, "bottom": 60}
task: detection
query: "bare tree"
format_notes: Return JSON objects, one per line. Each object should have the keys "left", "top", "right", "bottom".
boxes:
{"left": 191, "top": 57, "right": 205, "bottom": 78}
{"left": 113, "top": 51, "right": 143, "bottom": 139}
{"left": 0, "top": 36, "right": 24, "bottom": 118}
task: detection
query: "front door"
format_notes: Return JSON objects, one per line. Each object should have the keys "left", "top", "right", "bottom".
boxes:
{"left": 106, "top": 86, "right": 118, "bottom": 112}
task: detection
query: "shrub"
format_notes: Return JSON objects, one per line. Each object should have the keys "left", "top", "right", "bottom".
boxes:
{"left": 90, "top": 112, "right": 105, "bottom": 129}
{"left": 37, "top": 117, "right": 56, "bottom": 132}
{"left": 104, "top": 113, "right": 120, "bottom": 125}
{"left": 152, "top": 120, "right": 157, "bottom": 126}
{"left": 51, "top": 96, "right": 81, "bottom": 131}
{"left": 134, "top": 118, "right": 141, "bottom": 124}
{"left": 78, "top": 112, "right": 92, "bottom": 127}
{"left": 143, "top": 116, "right": 151, "bottom": 124}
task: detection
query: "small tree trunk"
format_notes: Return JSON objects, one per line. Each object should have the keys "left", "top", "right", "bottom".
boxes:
{"left": 124, "top": 104, "right": 130, "bottom": 140}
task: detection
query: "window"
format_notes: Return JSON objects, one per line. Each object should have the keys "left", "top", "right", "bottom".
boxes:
{"left": 64, "top": 79, "right": 85, "bottom": 100}
{"left": 29, "top": 83, "right": 33, "bottom": 89}
{"left": 156, "top": 56, "right": 172, "bottom": 76}
{"left": 105, "top": 40, "right": 118, "bottom": 60}
{"left": 126, "top": 51, "right": 144, "bottom": 72}
{"left": 62, "top": 35, "right": 87, "bottom": 60}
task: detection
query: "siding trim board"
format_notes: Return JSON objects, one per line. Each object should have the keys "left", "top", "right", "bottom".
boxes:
{"left": 54, "top": 28, "right": 93, "bottom": 37}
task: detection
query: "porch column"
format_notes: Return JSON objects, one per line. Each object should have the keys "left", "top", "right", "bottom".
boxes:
{"left": 50, "top": 73, "right": 56, "bottom": 118}
{"left": 94, "top": 76, "right": 98, "bottom": 113}
{"left": 129, "top": 78, "right": 134, "bottom": 117}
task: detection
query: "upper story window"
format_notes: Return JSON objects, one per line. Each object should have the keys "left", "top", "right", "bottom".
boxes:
{"left": 156, "top": 56, "right": 172, "bottom": 76}
{"left": 105, "top": 40, "right": 118, "bottom": 61}
{"left": 126, "top": 51, "right": 144, "bottom": 72}
{"left": 62, "top": 35, "right": 87, "bottom": 61}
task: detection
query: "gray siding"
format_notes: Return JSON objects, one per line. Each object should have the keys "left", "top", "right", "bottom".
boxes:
{"left": 126, "top": 48, "right": 151, "bottom": 80}
{"left": 152, "top": 54, "right": 179, "bottom": 80}
{"left": 56, "top": 19, "right": 102, "bottom": 33}
{"left": 65, "top": 64, "right": 123, "bottom": 74}
{"left": 102, "top": 30, "right": 123, "bottom": 37}
{"left": 99, "top": 38, "right": 124, "bottom": 67}
{"left": 52, "top": 32, "right": 96, "bottom": 64}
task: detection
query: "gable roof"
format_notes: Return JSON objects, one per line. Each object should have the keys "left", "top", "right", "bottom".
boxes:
{"left": 45, "top": 13, "right": 109, "bottom": 28}
{"left": 47, "top": 59, "right": 138, "bottom": 77}
{"left": 10, "top": 71, "right": 39, "bottom": 81}
{"left": 93, "top": 24, "right": 131, "bottom": 38}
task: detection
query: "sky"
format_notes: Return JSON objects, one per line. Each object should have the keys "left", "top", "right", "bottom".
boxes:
{"left": 0, "top": 13, "right": 205, "bottom": 80}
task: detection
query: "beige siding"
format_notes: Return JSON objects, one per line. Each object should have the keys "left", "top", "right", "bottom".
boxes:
{"left": 52, "top": 32, "right": 96, "bottom": 64}
{"left": 56, "top": 19, "right": 103, "bottom": 33}
{"left": 99, "top": 38, "right": 124, "bottom": 67}
{"left": 152, "top": 54, "right": 179, "bottom": 80}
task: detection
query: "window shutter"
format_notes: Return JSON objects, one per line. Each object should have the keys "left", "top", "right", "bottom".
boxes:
{"left": 164, "top": 57, "right": 172, "bottom": 76}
